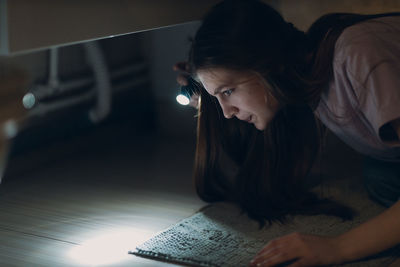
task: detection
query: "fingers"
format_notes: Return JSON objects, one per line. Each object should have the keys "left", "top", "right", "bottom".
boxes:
{"left": 174, "top": 61, "right": 190, "bottom": 86}
{"left": 176, "top": 73, "right": 189, "bottom": 86}
{"left": 173, "top": 61, "right": 189, "bottom": 72}
{"left": 250, "top": 234, "right": 303, "bottom": 267}
{"left": 189, "top": 93, "right": 200, "bottom": 109}
{"left": 250, "top": 244, "right": 297, "bottom": 267}
{"left": 255, "top": 254, "right": 298, "bottom": 267}
{"left": 286, "top": 259, "right": 307, "bottom": 267}
{"left": 173, "top": 61, "right": 200, "bottom": 109}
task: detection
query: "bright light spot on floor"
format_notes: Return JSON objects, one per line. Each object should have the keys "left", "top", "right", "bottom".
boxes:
{"left": 68, "top": 228, "right": 146, "bottom": 266}
{"left": 176, "top": 94, "right": 190, "bottom": 105}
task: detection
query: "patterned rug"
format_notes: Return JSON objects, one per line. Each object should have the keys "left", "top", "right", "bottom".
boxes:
{"left": 130, "top": 185, "right": 399, "bottom": 266}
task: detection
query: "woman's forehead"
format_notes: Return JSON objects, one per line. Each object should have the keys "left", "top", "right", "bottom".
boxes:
{"left": 197, "top": 68, "right": 255, "bottom": 83}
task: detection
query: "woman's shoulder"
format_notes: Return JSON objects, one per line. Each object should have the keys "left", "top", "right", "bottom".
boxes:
{"left": 333, "top": 16, "right": 400, "bottom": 81}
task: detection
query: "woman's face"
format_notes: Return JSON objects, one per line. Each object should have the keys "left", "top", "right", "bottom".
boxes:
{"left": 197, "top": 68, "right": 280, "bottom": 131}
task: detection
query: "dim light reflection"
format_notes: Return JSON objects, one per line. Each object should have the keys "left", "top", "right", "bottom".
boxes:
{"left": 68, "top": 227, "right": 148, "bottom": 266}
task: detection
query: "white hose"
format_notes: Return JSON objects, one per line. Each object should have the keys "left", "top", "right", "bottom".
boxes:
{"left": 84, "top": 41, "right": 112, "bottom": 123}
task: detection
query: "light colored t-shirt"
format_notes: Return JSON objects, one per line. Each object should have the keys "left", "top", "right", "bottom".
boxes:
{"left": 315, "top": 16, "right": 400, "bottom": 161}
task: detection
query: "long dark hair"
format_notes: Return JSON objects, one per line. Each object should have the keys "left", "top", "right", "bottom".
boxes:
{"left": 189, "top": 0, "right": 399, "bottom": 226}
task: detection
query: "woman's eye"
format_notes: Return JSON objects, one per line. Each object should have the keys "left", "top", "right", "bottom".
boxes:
{"left": 222, "top": 89, "right": 234, "bottom": 96}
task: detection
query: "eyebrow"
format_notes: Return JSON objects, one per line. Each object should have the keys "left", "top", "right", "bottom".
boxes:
{"left": 213, "top": 85, "right": 227, "bottom": 95}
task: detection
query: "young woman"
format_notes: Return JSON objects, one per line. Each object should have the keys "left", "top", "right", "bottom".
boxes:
{"left": 174, "top": 0, "right": 400, "bottom": 266}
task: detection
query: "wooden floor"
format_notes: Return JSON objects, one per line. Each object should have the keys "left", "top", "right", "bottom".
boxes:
{"left": 0, "top": 121, "right": 205, "bottom": 267}
{"left": 1, "top": 119, "right": 399, "bottom": 267}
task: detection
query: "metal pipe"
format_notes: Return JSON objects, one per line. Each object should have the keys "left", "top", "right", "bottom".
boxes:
{"left": 48, "top": 47, "right": 60, "bottom": 89}
{"left": 84, "top": 41, "right": 112, "bottom": 123}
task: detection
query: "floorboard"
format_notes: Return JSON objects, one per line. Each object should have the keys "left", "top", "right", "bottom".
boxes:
{"left": 0, "top": 122, "right": 204, "bottom": 266}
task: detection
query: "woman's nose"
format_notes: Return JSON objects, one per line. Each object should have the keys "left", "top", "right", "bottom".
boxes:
{"left": 220, "top": 103, "right": 238, "bottom": 119}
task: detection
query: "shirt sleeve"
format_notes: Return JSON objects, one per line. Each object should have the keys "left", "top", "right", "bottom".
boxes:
{"left": 361, "top": 60, "right": 400, "bottom": 145}
{"left": 340, "top": 19, "right": 400, "bottom": 146}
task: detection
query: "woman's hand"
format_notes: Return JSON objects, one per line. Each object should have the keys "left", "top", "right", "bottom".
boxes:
{"left": 173, "top": 61, "right": 190, "bottom": 86}
{"left": 249, "top": 232, "right": 342, "bottom": 267}
{"left": 250, "top": 200, "right": 400, "bottom": 266}
{"left": 173, "top": 62, "right": 199, "bottom": 109}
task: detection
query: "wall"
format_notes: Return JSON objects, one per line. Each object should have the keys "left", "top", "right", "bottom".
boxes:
{"left": 2, "top": 31, "right": 156, "bottom": 156}
{"left": 145, "top": 21, "right": 201, "bottom": 138}
{"left": 277, "top": 0, "right": 400, "bottom": 31}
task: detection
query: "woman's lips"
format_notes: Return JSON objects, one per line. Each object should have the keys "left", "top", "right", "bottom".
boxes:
{"left": 246, "top": 115, "right": 252, "bottom": 123}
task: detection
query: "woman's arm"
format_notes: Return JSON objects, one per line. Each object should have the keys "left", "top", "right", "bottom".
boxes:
{"left": 335, "top": 119, "right": 400, "bottom": 260}
{"left": 335, "top": 200, "right": 400, "bottom": 262}
{"left": 249, "top": 119, "right": 400, "bottom": 266}
{"left": 250, "top": 201, "right": 400, "bottom": 266}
